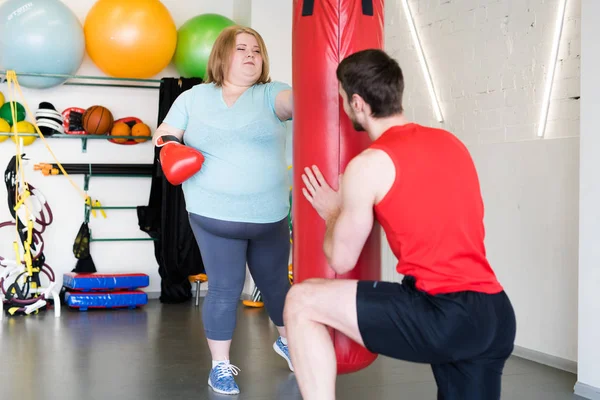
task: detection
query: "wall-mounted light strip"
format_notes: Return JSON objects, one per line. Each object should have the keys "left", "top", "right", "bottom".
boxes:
{"left": 537, "top": 0, "right": 568, "bottom": 138}
{"left": 400, "top": 0, "right": 443, "bottom": 123}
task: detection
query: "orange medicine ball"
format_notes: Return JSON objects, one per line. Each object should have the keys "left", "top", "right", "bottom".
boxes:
{"left": 110, "top": 122, "right": 131, "bottom": 143}
{"left": 132, "top": 122, "right": 151, "bottom": 142}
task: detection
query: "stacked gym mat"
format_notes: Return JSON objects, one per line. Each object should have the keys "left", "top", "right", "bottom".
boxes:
{"left": 62, "top": 272, "right": 149, "bottom": 311}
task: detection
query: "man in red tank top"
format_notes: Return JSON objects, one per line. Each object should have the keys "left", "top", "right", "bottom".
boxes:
{"left": 284, "top": 49, "right": 516, "bottom": 400}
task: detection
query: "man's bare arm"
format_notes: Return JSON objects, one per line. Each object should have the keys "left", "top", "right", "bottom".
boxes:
{"left": 323, "top": 154, "right": 379, "bottom": 274}
{"left": 323, "top": 149, "right": 396, "bottom": 274}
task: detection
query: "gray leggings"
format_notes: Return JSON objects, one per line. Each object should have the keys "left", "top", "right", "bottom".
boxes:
{"left": 189, "top": 213, "right": 291, "bottom": 341}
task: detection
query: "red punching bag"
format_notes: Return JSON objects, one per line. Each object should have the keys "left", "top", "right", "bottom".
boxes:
{"left": 292, "top": 0, "right": 384, "bottom": 374}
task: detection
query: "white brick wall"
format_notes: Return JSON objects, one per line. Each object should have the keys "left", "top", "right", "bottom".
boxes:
{"left": 385, "top": 0, "right": 581, "bottom": 144}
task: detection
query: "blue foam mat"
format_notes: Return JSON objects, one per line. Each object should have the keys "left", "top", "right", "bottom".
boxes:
{"left": 63, "top": 273, "right": 149, "bottom": 292}
{"left": 65, "top": 290, "right": 148, "bottom": 311}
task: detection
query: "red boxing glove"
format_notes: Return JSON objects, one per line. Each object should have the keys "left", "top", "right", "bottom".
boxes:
{"left": 157, "top": 135, "right": 204, "bottom": 185}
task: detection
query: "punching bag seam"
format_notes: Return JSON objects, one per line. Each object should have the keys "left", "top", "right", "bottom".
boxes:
{"left": 336, "top": 0, "right": 342, "bottom": 280}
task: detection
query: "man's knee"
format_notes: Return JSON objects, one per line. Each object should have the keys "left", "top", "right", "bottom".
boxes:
{"left": 283, "top": 283, "right": 305, "bottom": 321}
{"left": 283, "top": 279, "right": 324, "bottom": 323}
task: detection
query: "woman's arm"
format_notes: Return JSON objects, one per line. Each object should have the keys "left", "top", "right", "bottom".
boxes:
{"left": 153, "top": 89, "right": 194, "bottom": 145}
{"left": 152, "top": 122, "right": 185, "bottom": 146}
{"left": 274, "top": 89, "right": 293, "bottom": 121}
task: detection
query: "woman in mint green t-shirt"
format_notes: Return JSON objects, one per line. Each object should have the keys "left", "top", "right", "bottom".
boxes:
{"left": 154, "top": 25, "right": 293, "bottom": 395}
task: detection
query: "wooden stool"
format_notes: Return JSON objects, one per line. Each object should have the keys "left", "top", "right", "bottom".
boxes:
{"left": 188, "top": 273, "right": 208, "bottom": 306}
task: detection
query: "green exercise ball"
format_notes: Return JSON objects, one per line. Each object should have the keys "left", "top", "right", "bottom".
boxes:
{"left": 173, "top": 14, "right": 236, "bottom": 80}
{"left": 0, "top": 102, "right": 26, "bottom": 126}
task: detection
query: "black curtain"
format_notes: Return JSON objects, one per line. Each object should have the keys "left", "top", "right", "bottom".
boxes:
{"left": 137, "top": 77, "right": 205, "bottom": 303}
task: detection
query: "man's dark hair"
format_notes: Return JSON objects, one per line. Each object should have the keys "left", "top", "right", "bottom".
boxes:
{"left": 336, "top": 49, "right": 404, "bottom": 117}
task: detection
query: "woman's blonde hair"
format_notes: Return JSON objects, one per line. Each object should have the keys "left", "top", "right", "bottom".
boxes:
{"left": 205, "top": 25, "right": 271, "bottom": 86}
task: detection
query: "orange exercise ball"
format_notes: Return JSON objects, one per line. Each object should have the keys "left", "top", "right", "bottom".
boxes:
{"left": 84, "top": 0, "right": 177, "bottom": 78}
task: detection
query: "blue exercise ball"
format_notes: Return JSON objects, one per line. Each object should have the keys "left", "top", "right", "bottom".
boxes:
{"left": 0, "top": 0, "right": 85, "bottom": 89}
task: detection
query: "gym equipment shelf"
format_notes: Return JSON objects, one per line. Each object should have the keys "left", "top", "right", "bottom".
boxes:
{"left": 0, "top": 133, "right": 151, "bottom": 153}
{"left": 82, "top": 169, "right": 156, "bottom": 243}
{"left": 0, "top": 70, "right": 162, "bottom": 89}
{"left": 0, "top": 71, "right": 159, "bottom": 152}
{"left": 85, "top": 203, "right": 157, "bottom": 243}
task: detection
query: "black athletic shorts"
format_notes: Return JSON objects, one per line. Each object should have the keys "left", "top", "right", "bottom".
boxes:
{"left": 356, "top": 275, "right": 516, "bottom": 400}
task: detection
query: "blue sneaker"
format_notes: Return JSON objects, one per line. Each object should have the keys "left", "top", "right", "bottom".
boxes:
{"left": 273, "top": 337, "right": 294, "bottom": 372}
{"left": 208, "top": 361, "right": 241, "bottom": 395}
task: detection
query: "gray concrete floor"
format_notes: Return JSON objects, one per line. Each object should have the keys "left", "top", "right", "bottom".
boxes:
{"left": 0, "top": 299, "right": 583, "bottom": 400}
